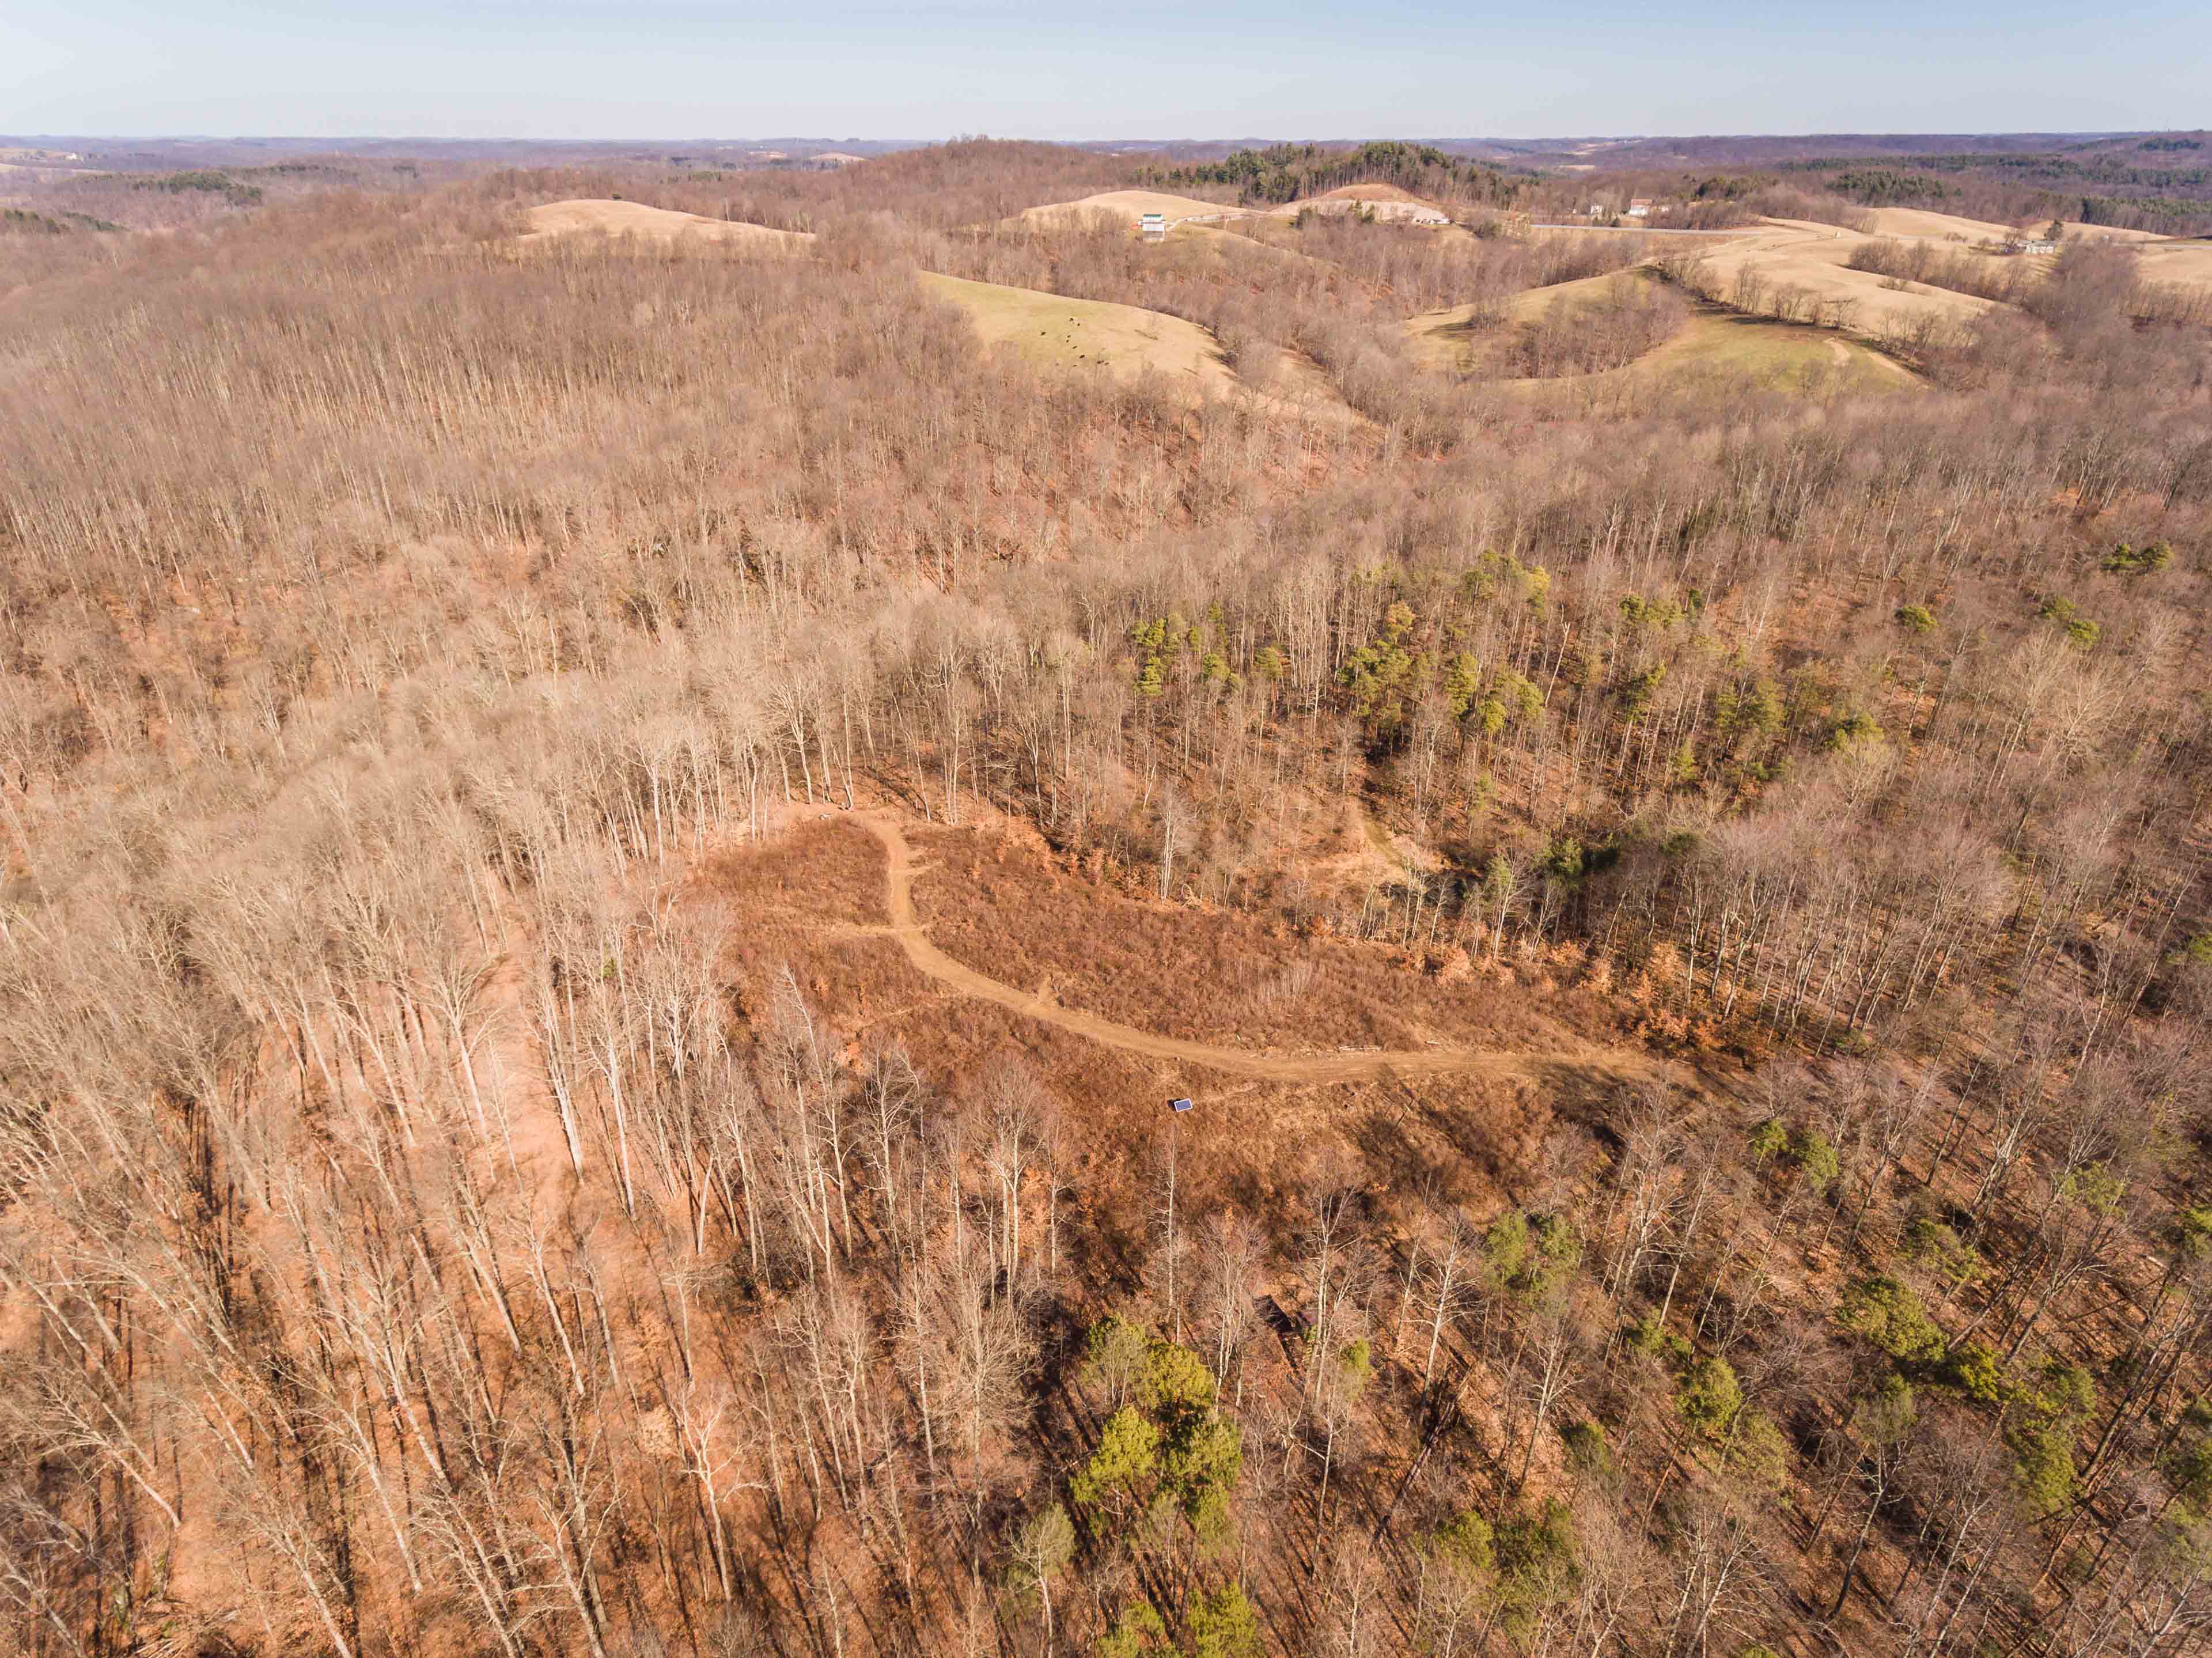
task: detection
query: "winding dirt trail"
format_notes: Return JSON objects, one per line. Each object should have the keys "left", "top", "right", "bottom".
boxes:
{"left": 854, "top": 812, "right": 1668, "bottom": 1088}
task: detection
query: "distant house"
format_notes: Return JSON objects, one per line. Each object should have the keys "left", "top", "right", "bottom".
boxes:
{"left": 2005, "top": 235, "right": 2059, "bottom": 255}
{"left": 1626, "top": 198, "right": 1653, "bottom": 218}
{"left": 1141, "top": 212, "right": 1167, "bottom": 242}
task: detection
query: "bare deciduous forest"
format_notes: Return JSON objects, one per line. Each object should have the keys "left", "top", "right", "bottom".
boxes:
{"left": 4, "top": 136, "right": 2212, "bottom": 1658}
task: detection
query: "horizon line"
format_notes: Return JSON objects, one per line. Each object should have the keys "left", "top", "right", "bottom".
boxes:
{"left": 4, "top": 127, "right": 2194, "bottom": 147}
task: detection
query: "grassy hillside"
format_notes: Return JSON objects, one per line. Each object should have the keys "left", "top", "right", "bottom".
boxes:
{"left": 1408, "top": 267, "right": 1917, "bottom": 397}
{"left": 918, "top": 268, "right": 1238, "bottom": 390}
{"left": 520, "top": 196, "right": 816, "bottom": 251}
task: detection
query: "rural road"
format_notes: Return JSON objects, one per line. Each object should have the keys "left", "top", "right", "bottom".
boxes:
{"left": 853, "top": 812, "right": 1666, "bottom": 1088}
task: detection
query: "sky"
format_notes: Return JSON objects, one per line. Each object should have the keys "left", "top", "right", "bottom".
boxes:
{"left": 3, "top": 1, "right": 2206, "bottom": 142}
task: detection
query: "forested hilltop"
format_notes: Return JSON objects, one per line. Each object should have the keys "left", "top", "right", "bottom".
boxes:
{"left": 2, "top": 139, "right": 2211, "bottom": 1658}
{"left": 1144, "top": 141, "right": 1525, "bottom": 208}
{"left": 1481, "top": 132, "right": 2212, "bottom": 236}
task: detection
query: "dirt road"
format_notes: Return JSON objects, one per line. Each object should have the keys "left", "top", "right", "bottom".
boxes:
{"left": 854, "top": 812, "right": 1666, "bottom": 1088}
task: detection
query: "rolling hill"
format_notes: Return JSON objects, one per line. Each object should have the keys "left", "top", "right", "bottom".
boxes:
{"left": 1265, "top": 182, "right": 1454, "bottom": 224}
{"left": 918, "top": 269, "right": 1357, "bottom": 421}
{"left": 917, "top": 270, "right": 1237, "bottom": 390}
{"left": 1013, "top": 189, "right": 1246, "bottom": 229}
{"left": 1407, "top": 267, "right": 1919, "bottom": 398}
{"left": 2137, "top": 237, "right": 2212, "bottom": 300}
{"left": 1688, "top": 219, "right": 1996, "bottom": 338}
{"left": 520, "top": 198, "right": 815, "bottom": 252}
{"left": 1860, "top": 206, "right": 2018, "bottom": 241}
{"left": 509, "top": 201, "right": 1342, "bottom": 412}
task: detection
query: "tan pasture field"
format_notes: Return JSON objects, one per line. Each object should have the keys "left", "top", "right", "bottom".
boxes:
{"left": 1265, "top": 183, "right": 1453, "bottom": 224}
{"left": 1166, "top": 219, "right": 1344, "bottom": 278}
{"left": 1401, "top": 270, "right": 1650, "bottom": 369}
{"left": 1312, "top": 183, "right": 1427, "bottom": 203}
{"left": 1861, "top": 206, "right": 2017, "bottom": 242}
{"left": 1525, "top": 221, "right": 1767, "bottom": 248}
{"left": 2132, "top": 238, "right": 2212, "bottom": 273}
{"left": 1421, "top": 224, "right": 1987, "bottom": 353}
{"left": 1500, "top": 270, "right": 1642, "bottom": 323}
{"left": 2136, "top": 239, "right": 2212, "bottom": 291}
{"left": 1014, "top": 188, "right": 1247, "bottom": 228}
{"left": 1698, "top": 221, "right": 1994, "bottom": 335}
{"left": 1401, "top": 300, "right": 1493, "bottom": 367}
{"left": 521, "top": 198, "right": 814, "bottom": 252}
{"left": 916, "top": 269, "right": 1236, "bottom": 390}
{"left": 1406, "top": 270, "right": 1919, "bottom": 399}
{"left": 918, "top": 270, "right": 1358, "bottom": 422}
{"left": 2063, "top": 221, "right": 2171, "bottom": 243}
{"left": 1611, "top": 309, "right": 1918, "bottom": 398}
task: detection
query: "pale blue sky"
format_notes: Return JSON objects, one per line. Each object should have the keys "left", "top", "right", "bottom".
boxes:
{"left": 3, "top": 1, "right": 2204, "bottom": 141}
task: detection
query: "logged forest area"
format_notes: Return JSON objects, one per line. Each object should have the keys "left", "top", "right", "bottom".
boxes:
{"left": 3, "top": 136, "right": 2212, "bottom": 1658}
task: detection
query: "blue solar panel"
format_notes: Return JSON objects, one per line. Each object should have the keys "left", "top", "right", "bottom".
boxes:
{"left": 1170, "top": 1097, "right": 1194, "bottom": 1112}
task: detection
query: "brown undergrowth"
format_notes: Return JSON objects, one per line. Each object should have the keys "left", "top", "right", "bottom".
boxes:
{"left": 703, "top": 811, "right": 1593, "bottom": 1247}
